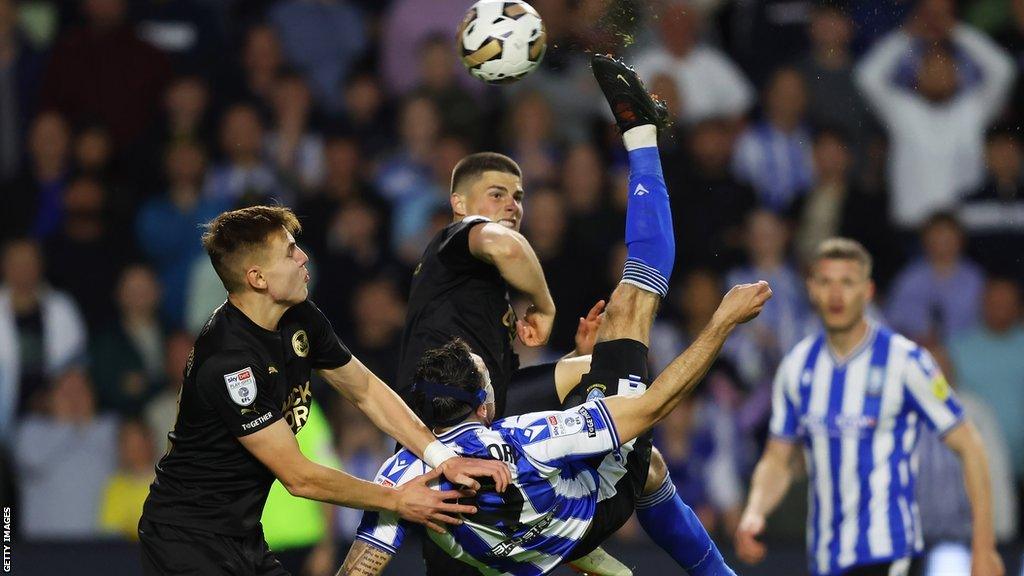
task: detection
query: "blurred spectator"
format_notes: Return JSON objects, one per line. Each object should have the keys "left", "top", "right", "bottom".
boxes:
{"left": 0, "top": 239, "right": 87, "bottom": 438}
{"left": 298, "top": 133, "right": 389, "bottom": 259}
{"left": 144, "top": 331, "right": 192, "bottom": 456}
{"left": 216, "top": 24, "right": 284, "bottom": 113}
{"left": 855, "top": 21, "right": 1016, "bottom": 230}
{"left": 635, "top": 0, "right": 754, "bottom": 125}
{"left": 133, "top": 0, "right": 222, "bottom": 77}
{"left": 562, "top": 142, "right": 618, "bottom": 259}
{"left": 203, "top": 102, "right": 289, "bottom": 206}
{"left": 655, "top": 390, "right": 744, "bottom": 536}
{"left": 793, "top": 130, "right": 897, "bottom": 286}
{"left": 521, "top": 187, "right": 603, "bottom": 350}
{"left": 137, "top": 140, "right": 228, "bottom": 327}
{"left": 38, "top": 0, "right": 172, "bottom": 149}
{"left": 262, "top": 401, "right": 338, "bottom": 576}
{"left": 0, "top": 0, "right": 46, "bottom": 180}
{"left": 960, "top": 127, "right": 1024, "bottom": 282}
{"left": 44, "top": 176, "right": 129, "bottom": 329}
{"left": 268, "top": 0, "right": 367, "bottom": 114}
{"left": 886, "top": 212, "right": 984, "bottom": 345}
{"left": 381, "top": 0, "right": 476, "bottom": 96}
{"left": 13, "top": 368, "right": 117, "bottom": 539}
{"left": 347, "top": 277, "right": 406, "bottom": 385}
{"left": 132, "top": 75, "right": 213, "bottom": 190}
{"left": 90, "top": 265, "right": 165, "bottom": 416}
{"left": 916, "top": 345, "right": 1018, "bottom": 560}
{"left": 795, "top": 4, "right": 872, "bottom": 174}
{"left": 415, "top": 34, "right": 482, "bottom": 146}
{"left": 265, "top": 70, "right": 325, "bottom": 195}
{"left": 663, "top": 119, "right": 756, "bottom": 273}
{"left": 726, "top": 210, "right": 809, "bottom": 386}
{"left": 98, "top": 418, "right": 156, "bottom": 541}
{"left": 4, "top": 111, "right": 72, "bottom": 241}
{"left": 947, "top": 278, "right": 1024, "bottom": 478}
{"left": 504, "top": 91, "right": 561, "bottom": 187}
{"left": 311, "top": 199, "right": 393, "bottom": 337}
{"left": 732, "top": 68, "right": 814, "bottom": 214}
{"left": 374, "top": 94, "right": 443, "bottom": 252}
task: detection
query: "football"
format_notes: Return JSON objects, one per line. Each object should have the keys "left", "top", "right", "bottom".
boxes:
{"left": 457, "top": 0, "right": 547, "bottom": 84}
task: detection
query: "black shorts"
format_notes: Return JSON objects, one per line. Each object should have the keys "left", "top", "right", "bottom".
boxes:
{"left": 139, "top": 517, "right": 290, "bottom": 576}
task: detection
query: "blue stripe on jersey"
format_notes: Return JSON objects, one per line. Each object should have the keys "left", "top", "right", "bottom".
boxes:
{"left": 826, "top": 364, "right": 848, "bottom": 574}
{"left": 855, "top": 329, "right": 892, "bottom": 561}
{"left": 801, "top": 335, "right": 825, "bottom": 564}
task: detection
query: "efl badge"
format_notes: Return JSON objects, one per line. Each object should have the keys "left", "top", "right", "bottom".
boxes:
{"left": 224, "top": 367, "right": 256, "bottom": 406}
{"left": 292, "top": 330, "right": 309, "bottom": 357}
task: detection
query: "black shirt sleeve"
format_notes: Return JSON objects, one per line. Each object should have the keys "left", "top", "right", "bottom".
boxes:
{"left": 195, "top": 350, "right": 283, "bottom": 437}
{"left": 438, "top": 216, "right": 491, "bottom": 273}
{"left": 300, "top": 300, "right": 353, "bottom": 369}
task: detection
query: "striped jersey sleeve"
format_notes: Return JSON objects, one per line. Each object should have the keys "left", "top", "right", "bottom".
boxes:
{"left": 903, "top": 346, "right": 965, "bottom": 436}
{"left": 769, "top": 351, "right": 802, "bottom": 440}
{"left": 355, "top": 449, "right": 428, "bottom": 555}
{"left": 500, "top": 399, "right": 619, "bottom": 467}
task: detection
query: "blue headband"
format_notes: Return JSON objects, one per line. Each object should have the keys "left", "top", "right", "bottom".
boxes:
{"left": 412, "top": 379, "right": 489, "bottom": 427}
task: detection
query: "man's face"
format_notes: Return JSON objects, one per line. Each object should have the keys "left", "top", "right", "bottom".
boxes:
{"left": 471, "top": 352, "right": 496, "bottom": 425}
{"left": 807, "top": 258, "right": 874, "bottom": 332}
{"left": 254, "top": 229, "right": 310, "bottom": 306}
{"left": 456, "top": 171, "right": 525, "bottom": 231}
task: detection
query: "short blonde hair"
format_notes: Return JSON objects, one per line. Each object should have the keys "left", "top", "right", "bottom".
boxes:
{"left": 813, "top": 237, "right": 873, "bottom": 278}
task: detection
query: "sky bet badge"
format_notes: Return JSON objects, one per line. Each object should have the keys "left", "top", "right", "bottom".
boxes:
{"left": 224, "top": 367, "right": 256, "bottom": 406}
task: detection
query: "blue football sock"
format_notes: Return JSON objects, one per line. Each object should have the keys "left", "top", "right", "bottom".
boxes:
{"left": 621, "top": 137, "right": 674, "bottom": 297}
{"left": 636, "top": 476, "right": 735, "bottom": 576}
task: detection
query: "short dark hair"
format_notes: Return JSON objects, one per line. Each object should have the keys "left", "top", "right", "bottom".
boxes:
{"left": 450, "top": 152, "right": 522, "bottom": 195}
{"left": 814, "top": 237, "right": 873, "bottom": 278}
{"left": 412, "top": 338, "right": 485, "bottom": 427}
{"left": 201, "top": 205, "right": 301, "bottom": 293}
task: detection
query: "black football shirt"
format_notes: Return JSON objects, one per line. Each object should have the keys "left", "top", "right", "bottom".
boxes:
{"left": 395, "top": 216, "right": 519, "bottom": 416}
{"left": 142, "top": 299, "right": 351, "bottom": 535}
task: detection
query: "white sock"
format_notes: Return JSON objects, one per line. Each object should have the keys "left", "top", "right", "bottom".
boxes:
{"left": 622, "top": 124, "right": 658, "bottom": 151}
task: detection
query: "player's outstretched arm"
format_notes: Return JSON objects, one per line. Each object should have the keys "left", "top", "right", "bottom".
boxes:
{"left": 944, "top": 422, "right": 1005, "bottom": 576}
{"left": 468, "top": 221, "right": 555, "bottom": 346}
{"left": 734, "top": 439, "right": 800, "bottom": 564}
{"left": 238, "top": 420, "right": 478, "bottom": 528}
{"left": 601, "top": 282, "right": 772, "bottom": 444}
{"left": 318, "top": 359, "right": 510, "bottom": 492}
{"left": 336, "top": 540, "right": 393, "bottom": 576}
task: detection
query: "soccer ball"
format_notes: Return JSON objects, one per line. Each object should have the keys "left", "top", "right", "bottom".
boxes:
{"left": 457, "top": 0, "right": 547, "bottom": 84}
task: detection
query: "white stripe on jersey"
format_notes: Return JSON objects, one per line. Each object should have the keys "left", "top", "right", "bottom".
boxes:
{"left": 355, "top": 399, "right": 624, "bottom": 576}
{"left": 769, "top": 325, "right": 964, "bottom": 576}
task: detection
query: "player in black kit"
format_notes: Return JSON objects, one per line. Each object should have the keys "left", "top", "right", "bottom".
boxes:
{"left": 139, "top": 206, "right": 510, "bottom": 576}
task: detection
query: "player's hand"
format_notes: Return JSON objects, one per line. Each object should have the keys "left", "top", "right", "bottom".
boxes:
{"left": 713, "top": 281, "right": 773, "bottom": 328}
{"left": 439, "top": 456, "right": 510, "bottom": 493}
{"left": 734, "top": 510, "right": 768, "bottom": 564}
{"left": 517, "top": 303, "right": 555, "bottom": 347}
{"left": 971, "top": 546, "right": 1004, "bottom": 576}
{"left": 573, "top": 300, "right": 605, "bottom": 355}
{"left": 395, "top": 467, "right": 478, "bottom": 534}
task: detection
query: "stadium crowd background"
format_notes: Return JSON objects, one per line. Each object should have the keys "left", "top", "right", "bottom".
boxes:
{"left": 1, "top": 0, "right": 1024, "bottom": 574}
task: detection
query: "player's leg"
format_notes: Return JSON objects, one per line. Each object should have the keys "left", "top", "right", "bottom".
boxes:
{"left": 636, "top": 449, "right": 732, "bottom": 576}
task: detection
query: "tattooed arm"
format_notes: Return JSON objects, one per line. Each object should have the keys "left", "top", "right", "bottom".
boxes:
{"left": 336, "top": 541, "right": 395, "bottom": 576}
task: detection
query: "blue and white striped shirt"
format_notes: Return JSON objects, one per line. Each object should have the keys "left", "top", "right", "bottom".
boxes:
{"left": 357, "top": 398, "right": 628, "bottom": 576}
{"left": 770, "top": 325, "right": 965, "bottom": 576}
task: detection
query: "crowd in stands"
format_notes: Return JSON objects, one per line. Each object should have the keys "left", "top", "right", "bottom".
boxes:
{"left": 2, "top": 0, "right": 1024, "bottom": 568}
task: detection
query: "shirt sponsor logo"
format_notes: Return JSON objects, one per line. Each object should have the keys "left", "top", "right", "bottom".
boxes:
{"left": 241, "top": 411, "right": 273, "bottom": 431}
{"left": 488, "top": 510, "right": 555, "bottom": 557}
{"left": 224, "top": 367, "right": 257, "bottom": 406}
